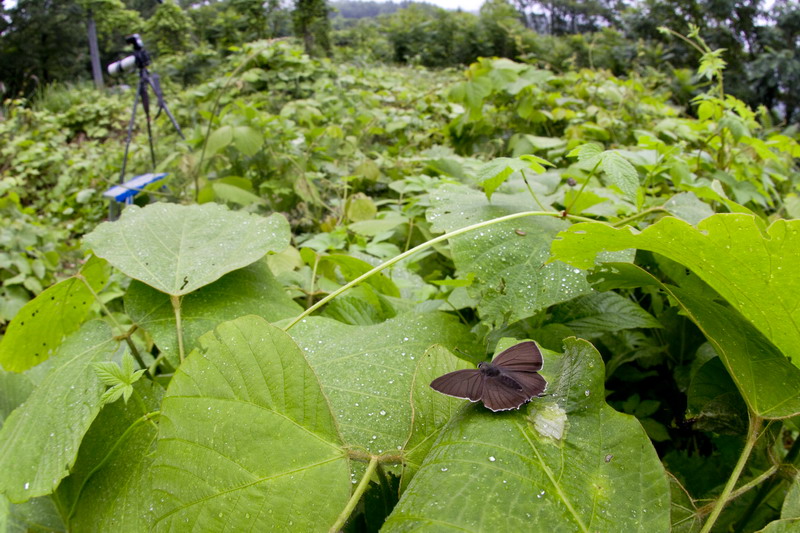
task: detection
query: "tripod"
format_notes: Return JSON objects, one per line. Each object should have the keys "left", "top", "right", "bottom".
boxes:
{"left": 110, "top": 39, "right": 185, "bottom": 219}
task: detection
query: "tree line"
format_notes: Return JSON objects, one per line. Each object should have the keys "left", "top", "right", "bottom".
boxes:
{"left": 0, "top": 0, "right": 798, "bottom": 123}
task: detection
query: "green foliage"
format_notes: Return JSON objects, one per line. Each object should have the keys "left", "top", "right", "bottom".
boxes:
{"left": 1, "top": 27, "right": 800, "bottom": 533}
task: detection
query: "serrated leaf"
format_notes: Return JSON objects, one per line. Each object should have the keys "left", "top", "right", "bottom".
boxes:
{"left": 0, "top": 321, "right": 117, "bottom": 502}
{"left": 84, "top": 203, "right": 290, "bottom": 296}
{"left": 0, "top": 255, "right": 109, "bottom": 372}
{"left": 383, "top": 338, "right": 670, "bottom": 531}
{"left": 567, "top": 141, "right": 603, "bottom": 162}
{"left": 551, "top": 291, "right": 662, "bottom": 336}
{"left": 551, "top": 215, "right": 800, "bottom": 371}
{"left": 600, "top": 151, "right": 639, "bottom": 202}
{"left": 57, "top": 380, "right": 163, "bottom": 532}
{"left": 151, "top": 316, "right": 349, "bottom": 531}
{"left": 475, "top": 157, "right": 550, "bottom": 201}
{"left": 290, "top": 313, "right": 480, "bottom": 454}
{"left": 92, "top": 361, "right": 125, "bottom": 386}
{"left": 100, "top": 385, "right": 126, "bottom": 405}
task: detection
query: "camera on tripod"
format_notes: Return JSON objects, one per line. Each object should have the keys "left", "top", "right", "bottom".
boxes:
{"left": 107, "top": 34, "right": 151, "bottom": 76}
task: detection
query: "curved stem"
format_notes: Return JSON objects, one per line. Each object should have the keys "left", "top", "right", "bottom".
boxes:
{"left": 564, "top": 160, "right": 600, "bottom": 215}
{"left": 171, "top": 294, "right": 185, "bottom": 363}
{"left": 284, "top": 210, "right": 595, "bottom": 331}
{"left": 329, "top": 455, "right": 378, "bottom": 533}
{"left": 699, "top": 413, "right": 763, "bottom": 533}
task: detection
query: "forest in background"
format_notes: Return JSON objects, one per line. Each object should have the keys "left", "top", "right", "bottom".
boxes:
{"left": 0, "top": 0, "right": 798, "bottom": 123}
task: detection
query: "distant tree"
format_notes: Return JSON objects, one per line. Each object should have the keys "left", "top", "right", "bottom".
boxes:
{"left": 294, "top": 0, "right": 332, "bottom": 56}
{"left": 0, "top": 0, "right": 142, "bottom": 97}
{"left": 512, "top": 0, "right": 625, "bottom": 34}
{"left": 145, "top": 0, "right": 193, "bottom": 56}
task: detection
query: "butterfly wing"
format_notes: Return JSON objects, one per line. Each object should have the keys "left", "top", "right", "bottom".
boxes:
{"left": 491, "top": 341, "right": 543, "bottom": 372}
{"left": 481, "top": 374, "right": 532, "bottom": 411}
{"left": 500, "top": 370, "right": 547, "bottom": 398}
{"left": 430, "top": 369, "right": 484, "bottom": 402}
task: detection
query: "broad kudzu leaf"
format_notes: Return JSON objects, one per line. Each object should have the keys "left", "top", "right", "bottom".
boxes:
{"left": 428, "top": 184, "right": 631, "bottom": 327}
{"left": 590, "top": 263, "right": 800, "bottom": 418}
{"left": 124, "top": 261, "right": 301, "bottom": 366}
{"left": 84, "top": 203, "right": 290, "bottom": 296}
{"left": 551, "top": 215, "right": 800, "bottom": 370}
{"left": 289, "top": 312, "right": 480, "bottom": 455}
{"left": 401, "top": 345, "right": 473, "bottom": 490}
{"left": 206, "top": 125, "right": 264, "bottom": 158}
{"left": 0, "top": 255, "right": 109, "bottom": 372}
{"left": 57, "top": 380, "right": 163, "bottom": 532}
{"left": 318, "top": 254, "right": 400, "bottom": 297}
{"left": 383, "top": 338, "right": 670, "bottom": 531}
{"left": 151, "top": 316, "right": 349, "bottom": 531}
{"left": 0, "top": 321, "right": 117, "bottom": 502}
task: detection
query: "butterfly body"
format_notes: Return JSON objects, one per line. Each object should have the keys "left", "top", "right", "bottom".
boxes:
{"left": 430, "top": 341, "right": 547, "bottom": 412}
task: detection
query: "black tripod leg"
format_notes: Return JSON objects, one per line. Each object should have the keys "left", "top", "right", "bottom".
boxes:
{"left": 146, "top": 73, "right": 185, "bottom": 140}
{"left": 111, "top": 79, "right": 142, "bottom": 221}
{"left": 140, "top": 70, "right": 157, "bottom": 169}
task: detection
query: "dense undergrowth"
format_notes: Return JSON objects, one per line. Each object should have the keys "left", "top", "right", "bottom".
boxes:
{"left": 1, "top": 34, "right": 799, "bottom": 532}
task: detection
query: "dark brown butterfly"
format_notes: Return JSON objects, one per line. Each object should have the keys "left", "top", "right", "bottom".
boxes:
{"left": 430, "top": 341, "right": 547, "bottom": 412}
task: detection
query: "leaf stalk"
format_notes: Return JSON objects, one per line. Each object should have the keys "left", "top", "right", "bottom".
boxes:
{"left": 329, "top": 455, "right": 378, "bottom": 533}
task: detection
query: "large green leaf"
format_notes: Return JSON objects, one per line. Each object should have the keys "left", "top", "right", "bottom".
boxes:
{"left": 84, "top": 203, "right": 290, "bottom": 296}
{"left": 401, "top": 345, "right": 473, "bottom": 490}
{"left": 1, "top": 494, "right": 65, "bottom": 532}
{"left": 428, "top": 184, "right": 631, "bottom": 327}
{"left": 0, "top": 255, "right": 109, "bottom": 372}
{"left": 0, "top": 371, "right": 33, "bottom": 424}
{"left": 590, "top": 263, "right": 800, "bottom": 418}
{"left": 0, "top": 321, "right": 117, "bottom": 502}
{"left": 151, "top": 316, "right": 349, "bottom": 531}
{"left": 550, "top": 215, "right": 800, "bottom": 368}
{"left": 289, "top": 313, "right": 479, "bottom": 454}
{"left": 57, "top": 379, "right": 163, "bottom": 532}
{"left": 383, "top": 338, "right": 670, "bottom": 531}
{"left": 124, "top": 261, "right": 301, "bottom": 365}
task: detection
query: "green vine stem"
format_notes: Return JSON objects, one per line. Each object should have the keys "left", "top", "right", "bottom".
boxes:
{"left": 564, "top": 159, "right": 600, "bottom": 215}
{"left": 77, "top": 272, "right": 148, "bottom": 374}
{"left": 283, "top": 210, "right": 597, "bottom": 331}
{"left": 699, "top": 413, "right": 764, "bottom": 533}
{"left": 329, "top": 455, "right": 378, "bottom": 533}
{"left": 171, "top": 294, "right": 185, "bottom": 363}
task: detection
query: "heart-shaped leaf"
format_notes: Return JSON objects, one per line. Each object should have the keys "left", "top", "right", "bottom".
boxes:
{"left": 551, "top": 215, "right": 800, "bottom": 369}
{"left": 383, "top": 338, "right": 670, "bottom": 531}
{"left": 151, "top": 316, "right": 349, "bottom": 531}
{"left": 84, "top": 203, "right": 290, "bottom": 296}
{"left": 0, "top": 321, "right": 117, "bottom": 502}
